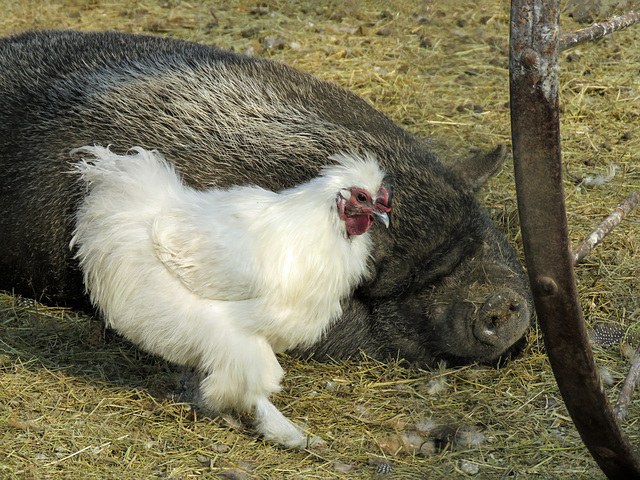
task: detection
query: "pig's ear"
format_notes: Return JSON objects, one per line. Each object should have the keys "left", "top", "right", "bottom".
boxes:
{"left": 448, "top": 144, "right": 507, "bottom": 192}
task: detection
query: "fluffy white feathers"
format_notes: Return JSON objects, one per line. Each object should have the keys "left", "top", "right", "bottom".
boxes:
{"left": 71, "top": 145, "right": 390, "bottom": 447}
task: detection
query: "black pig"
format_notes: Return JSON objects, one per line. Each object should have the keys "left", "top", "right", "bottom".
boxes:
{"left": 0, "top": 30, "right": 531, "bottom": 367}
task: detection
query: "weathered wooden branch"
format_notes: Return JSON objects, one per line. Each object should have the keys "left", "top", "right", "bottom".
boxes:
{"left": 572, "top": 191, "right": 640, "bottom": 265}
{"left": 615, "top": 345, "right": 640, "bottom": 423}
{"left": 560, "top": 11, "right": 640, "bottom": 52}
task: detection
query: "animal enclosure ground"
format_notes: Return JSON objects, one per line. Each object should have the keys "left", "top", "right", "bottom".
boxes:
{"left": 1, "top": 0, "right": 639, "bottom": 479}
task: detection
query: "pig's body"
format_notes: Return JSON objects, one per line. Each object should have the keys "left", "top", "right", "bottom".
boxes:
{"left": 0, "top": 30, "right": 531, "bottom": 367}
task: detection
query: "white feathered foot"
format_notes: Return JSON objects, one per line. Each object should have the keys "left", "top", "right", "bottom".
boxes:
{"left": 176, "top": 367, "right": 320, "bottom": 448}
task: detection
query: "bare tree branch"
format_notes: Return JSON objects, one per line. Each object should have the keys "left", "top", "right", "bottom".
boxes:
{"left": 560, "top": 11, "right": 640, "bottom": 52}
{"left": 572, "top": 191, "right": 640, "bottom": 265}
{"left": 615, "top": 346, "right": 640, "bottom": 423}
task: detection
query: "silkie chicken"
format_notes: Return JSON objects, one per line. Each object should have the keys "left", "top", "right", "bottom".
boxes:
{"left": 71, "top": 146, "right": 392, "bottom": 448}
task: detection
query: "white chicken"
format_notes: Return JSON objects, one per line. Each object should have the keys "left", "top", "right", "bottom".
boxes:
{"left": 71, "top": 145, "right": 392, "bottom": 448}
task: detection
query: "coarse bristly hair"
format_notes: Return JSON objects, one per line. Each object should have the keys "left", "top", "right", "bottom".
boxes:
{"left": 70, "top": 145, "right": 388, "bottom": 448}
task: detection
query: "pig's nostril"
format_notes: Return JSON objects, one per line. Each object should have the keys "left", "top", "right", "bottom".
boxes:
{"left": 508, "top": 301, "right": 522, "bottom": 313}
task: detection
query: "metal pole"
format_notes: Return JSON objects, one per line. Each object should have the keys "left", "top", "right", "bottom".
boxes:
{"left": 509, "top": 0, "right": 640, "bottom": 477}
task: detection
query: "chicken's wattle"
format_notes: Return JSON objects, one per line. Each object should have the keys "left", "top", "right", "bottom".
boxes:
{"left": 345, "top": 215, "right": 373, "bottom": 236}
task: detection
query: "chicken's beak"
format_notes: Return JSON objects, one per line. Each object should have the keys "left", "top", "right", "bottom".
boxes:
{"left": 372, "top": 211, "right": 390, "bottom": 228}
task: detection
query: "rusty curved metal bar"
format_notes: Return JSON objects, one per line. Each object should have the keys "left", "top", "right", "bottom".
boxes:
{"left": 509, "top": 1, "right": 640, "bottom": 478}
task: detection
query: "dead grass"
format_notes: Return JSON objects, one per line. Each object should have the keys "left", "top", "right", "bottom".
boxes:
{"left": 1, "top": 1, "right": 639, "bottom": 478}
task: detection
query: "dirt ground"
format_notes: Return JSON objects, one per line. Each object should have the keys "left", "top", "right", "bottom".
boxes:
{"left": 1, "top": 1, "right": 639, "bottom": 479}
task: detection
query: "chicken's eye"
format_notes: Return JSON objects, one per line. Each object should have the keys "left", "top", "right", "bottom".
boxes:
{"left": 356, "top": 192, "right": 368, "bottom": 202}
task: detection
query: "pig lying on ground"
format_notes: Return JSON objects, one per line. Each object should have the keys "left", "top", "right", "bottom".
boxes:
{"left": 0, "top": 30, "right": 531, "bottom": 373}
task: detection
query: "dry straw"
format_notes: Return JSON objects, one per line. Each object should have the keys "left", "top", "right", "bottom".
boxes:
{"left": 1, "top": 1, "right": 639, "bottom": 478}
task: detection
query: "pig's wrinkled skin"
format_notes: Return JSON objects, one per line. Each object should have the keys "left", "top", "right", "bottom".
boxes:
{"left": 0, "top": 30, "right": 532, "bottom": 367}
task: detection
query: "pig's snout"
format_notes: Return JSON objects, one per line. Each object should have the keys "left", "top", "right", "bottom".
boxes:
{"left": 473, "top": 290, "right": 529, "bottom": 346}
